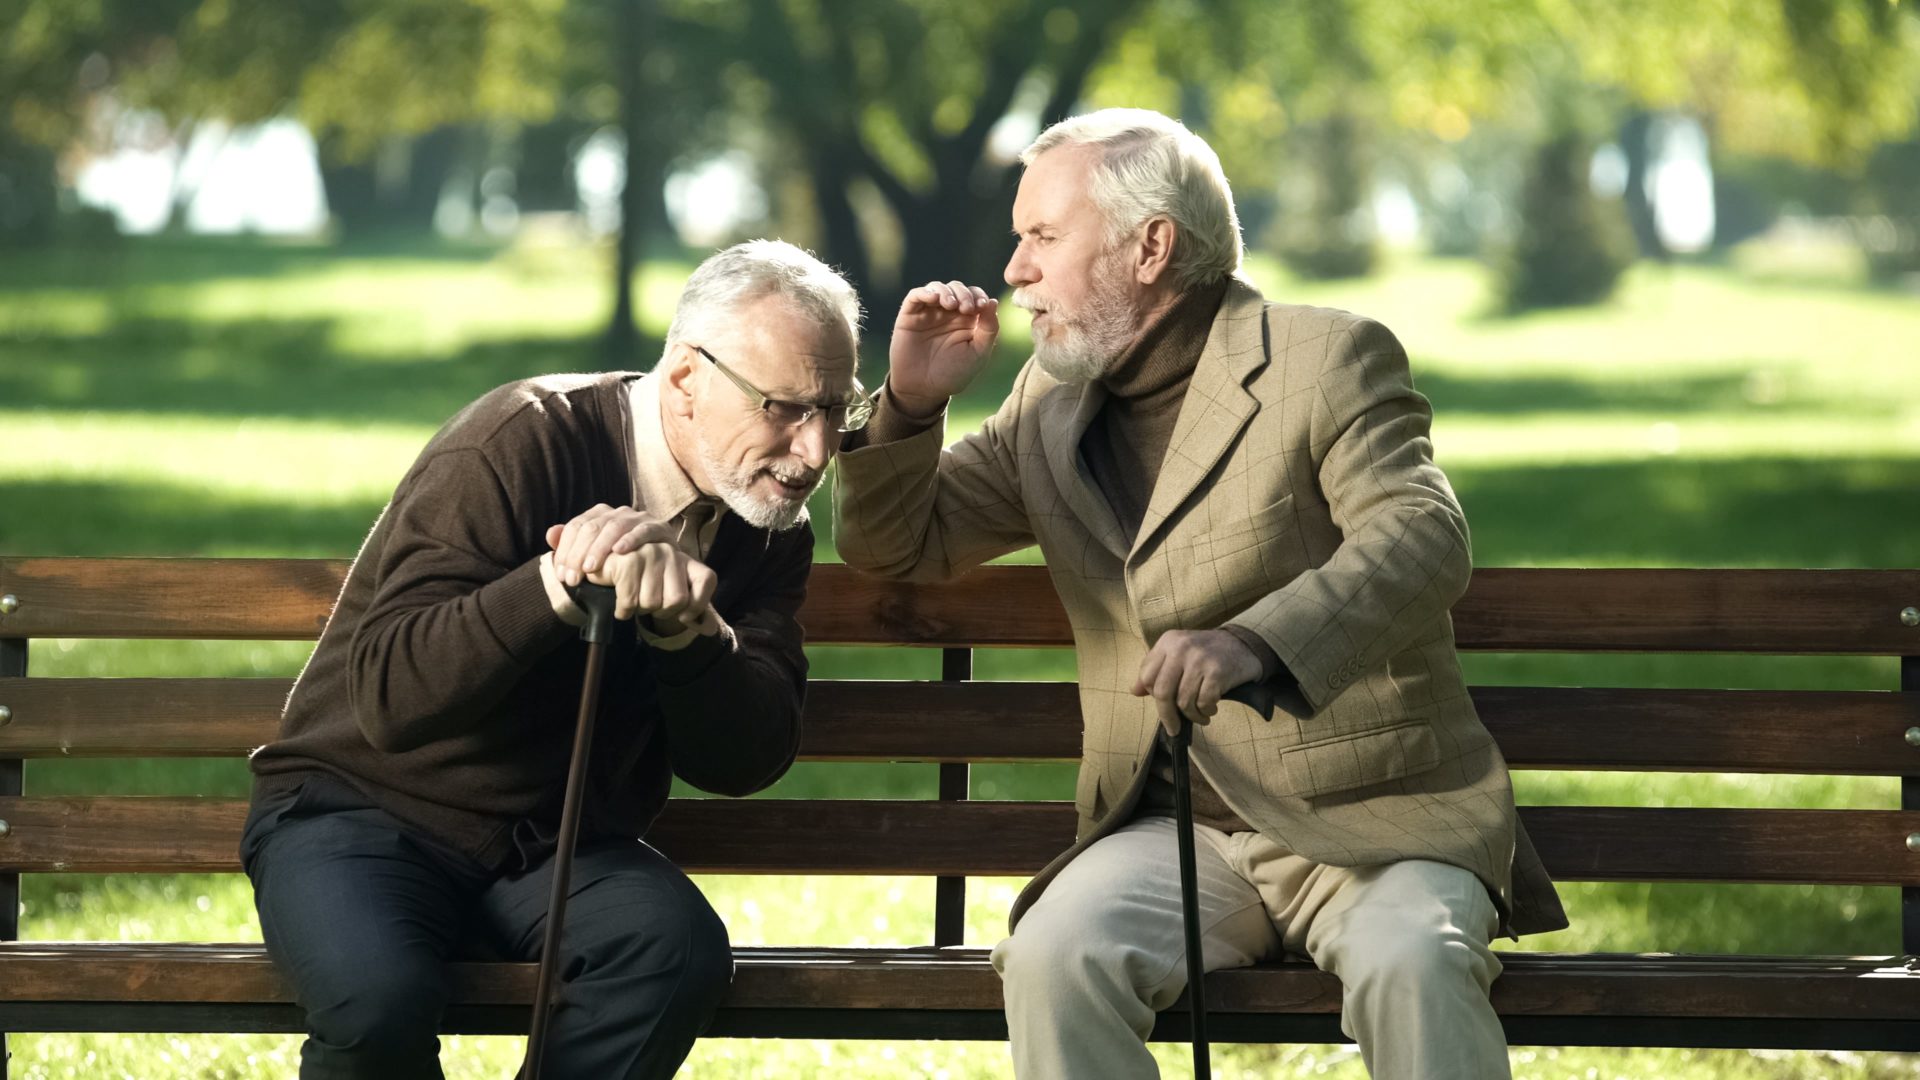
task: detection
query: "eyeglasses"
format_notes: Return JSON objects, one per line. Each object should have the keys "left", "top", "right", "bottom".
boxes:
{"left": 695, "top": 345, "right": 873, "bottom": 433}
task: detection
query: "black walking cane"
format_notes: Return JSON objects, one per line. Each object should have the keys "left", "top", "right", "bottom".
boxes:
{"left": 1164, "top": 715, "right": 1211, "bottom": 1080}
{"left": 523, "top": 581, "right": 617, "bottom": 1080}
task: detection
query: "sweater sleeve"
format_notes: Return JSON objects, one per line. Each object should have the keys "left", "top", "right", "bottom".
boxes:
{"left": 652, "top": 519, "right": 813, "bottom": 797}
{"left": 346, "top": 448, "right": 575, "bottom": 752}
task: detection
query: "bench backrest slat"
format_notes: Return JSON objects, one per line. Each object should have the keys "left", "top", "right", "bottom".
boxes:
{"left": 6, "top": 559, "right": 1920, "bottom": 654}
{"left": 1, "top": 557, "right": 1915, "bottom": 912}
{"left": 0, "top": 796, "right": 1915, "bottom": 886}
{"left": 0, "top": 678, "right": 1913, "bottom": 775}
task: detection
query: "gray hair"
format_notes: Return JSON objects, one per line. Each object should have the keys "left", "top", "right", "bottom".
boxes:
{"left": 1021, "top": 108, "right": 1242, "bottom": 289}
{"left": 663, "top": 239, "right": 862, "bottom": 363}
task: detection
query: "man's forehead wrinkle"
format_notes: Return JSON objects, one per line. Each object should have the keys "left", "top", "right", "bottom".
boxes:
{"left": 732, "top": 348, "right": 858, "bottom": 406}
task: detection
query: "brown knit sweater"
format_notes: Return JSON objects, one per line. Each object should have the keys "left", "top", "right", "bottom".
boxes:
{"left": 248, "top": 373, "right": 812, "bottom": 872}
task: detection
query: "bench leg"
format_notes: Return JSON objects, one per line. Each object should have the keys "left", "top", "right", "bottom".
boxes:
{"left": 1904, "top": 654, "right": 1919, "bottom": 956}
{"left": 2, "top": 636, "right": 23, "bottom": 1080}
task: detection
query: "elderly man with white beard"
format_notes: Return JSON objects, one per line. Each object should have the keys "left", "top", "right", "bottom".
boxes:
{"left": 833, "top": 109, "right": 1566, "bottom": 1079}
{"left": 245, "top": 240, "right": 865, "bottom": 1079}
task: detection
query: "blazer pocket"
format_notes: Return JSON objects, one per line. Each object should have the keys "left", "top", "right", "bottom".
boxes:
{"left": 1178, "top": 493, "right": 1298, "bottom": 563}
{"left": 1276, "top": 720, "right": 1440, "bottom": 799}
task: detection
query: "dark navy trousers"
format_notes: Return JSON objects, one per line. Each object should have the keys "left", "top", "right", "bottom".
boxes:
{"left": 242, "top": 785, "right": 732, "bottom": 1079}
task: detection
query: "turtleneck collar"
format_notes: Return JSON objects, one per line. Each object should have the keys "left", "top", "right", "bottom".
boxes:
{"left": 1099, "top": 278, "right": 1230, "bottom": 402}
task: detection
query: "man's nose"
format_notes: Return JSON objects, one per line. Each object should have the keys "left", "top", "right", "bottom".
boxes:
{"left": 789, "top": 414, "right": 832, "bottom": 470}
{"left": 1005, "top": 243, "right": 1036, "bottom": 289}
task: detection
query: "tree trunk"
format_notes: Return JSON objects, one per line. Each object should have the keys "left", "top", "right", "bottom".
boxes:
{"left": 0, "top": 131, "right": 59, "bottom": 247}
{"left": 318, "top": 127, "right": 471, "bottom": 240}
{"left": 606, "top": 0, "right": 649, "bottom": 366}
{"left": 1620, "top": 110, "right": 1669, "bottom": 262}
{"left": 516, "top": 119, "right": 585, "bottom": 213}
{"left": 807, "top": 145, "right": 875, "bottom": 303}
{"left": 876, "top": 149, "right": 1018, "bottom": 331}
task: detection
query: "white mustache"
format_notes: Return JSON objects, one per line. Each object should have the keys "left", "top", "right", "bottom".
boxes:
{"left": 1011, "top": 288, "right": 1049, "bottom": 314}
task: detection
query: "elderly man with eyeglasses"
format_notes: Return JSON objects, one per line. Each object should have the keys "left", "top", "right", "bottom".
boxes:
{"left": 243, "top": 239, "right": 867, "bottom": 1079}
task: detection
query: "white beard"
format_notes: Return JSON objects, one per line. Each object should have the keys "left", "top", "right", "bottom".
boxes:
{"left": 1018, "top": 248, "right": 1142, "bottom": 384}
{"left": 694, "top": 427, "right": 819, "bottom": 532}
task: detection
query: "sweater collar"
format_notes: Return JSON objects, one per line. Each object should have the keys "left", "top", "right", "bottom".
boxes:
{"left": 1098, "top": 279, "right": 1230, "bottom": 402}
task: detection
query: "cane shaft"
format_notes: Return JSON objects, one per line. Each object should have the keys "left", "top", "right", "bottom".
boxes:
{"left": 525, "top": 636, "right": 609, "bottom": 1079}
{"left": 1169, "top": 723, "right": 1211, "bottom": 1078}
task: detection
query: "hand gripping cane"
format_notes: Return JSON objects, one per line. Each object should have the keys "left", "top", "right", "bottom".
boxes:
{"left": 1165, "top": 716, "right": 1211, "bottom": 1080}
{"left": 523, "top": 582, "right": 616, "bottom": 1080}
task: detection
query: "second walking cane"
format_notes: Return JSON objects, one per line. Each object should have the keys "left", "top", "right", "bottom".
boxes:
{"left": 1166, "top": 716, "right": 1211, "bottom": 1080}
{"left": 523, "top": 581, "right": 617, "bottom": 1080}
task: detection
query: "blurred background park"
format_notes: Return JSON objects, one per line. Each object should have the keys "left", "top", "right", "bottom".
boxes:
{"left": 3, "top": 0, "right": 1919, "bottom": 1076}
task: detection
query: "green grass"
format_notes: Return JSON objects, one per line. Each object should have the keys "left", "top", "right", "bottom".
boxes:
{"left": 3, "top": 236, "right": 1918, "bottom": 1077}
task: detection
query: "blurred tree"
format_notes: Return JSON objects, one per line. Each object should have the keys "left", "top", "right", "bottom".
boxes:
{"left": 0, "top": 0, "right": 568, "bottom": 239}
{"left": 6, "top": 0, "right": 1915, "bottom": 310}
{"left": 1248, "top": 0, "right": 1379, "bottom": 279}
{"left": 1097, "top": 0, "right": 1917, "bottom": 289}
{"left": 1579, "top": 0, "right": 1919, "bottom": 262}
{"left": 0, "top": 0, "right": 731, "bottom": 352}
{"left": 1092, "top": 0, "right": 1554, "bottom": 276}
{"left": 1497, "top": 128, "right": 1636, "bottom": 310}
{"left": 661, "top": 0, "right": 1153, "bottom": 323}
{"left": 1861, "top": 134, "right": 1920, "bottom": 282}
{"left": 0, "top": 129, "right": 59, "bottom": 246}
{"left": 1616, "top": 109, "right": 1667, "bottom": 261}
{"left": 1269, "top": 111, "right": 1379, "bottom": 279}
{"left": 0, "top": 0, "right": 193, "bottom": 244}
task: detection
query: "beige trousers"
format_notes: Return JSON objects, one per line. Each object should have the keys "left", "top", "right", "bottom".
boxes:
{"left": 990, "top": 815, "right": 1508, "bottom": 1079}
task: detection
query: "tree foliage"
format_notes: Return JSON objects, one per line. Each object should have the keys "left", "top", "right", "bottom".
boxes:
{"left": 2, "top": 0, "right": 567, "bottom": 154}
{"left": 5, "top": 0, "right": 1917, "bottom": 292}
{"left": 658, "top": 0, "right": 1155, "bottom": 313}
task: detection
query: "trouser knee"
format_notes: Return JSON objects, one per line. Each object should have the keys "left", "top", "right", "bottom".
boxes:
{"left": 996, "top": 911, "right": 1144, "bottom": 1006}
{"left": 303, "top": 962, "right": 447, "bottom": 1059}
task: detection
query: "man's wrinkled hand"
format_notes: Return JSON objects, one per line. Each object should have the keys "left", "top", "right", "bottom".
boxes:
{"left": 1132, "top": 629, "right": 1265, "bottom": 736}
{"left": 546, "top": 504, "right": 677, "bottom": 587}
{"left": 590, "top": 544, "right": 723, "bottom": 636}
{"left": 887, "top": 279, "right": 1000, "bottom": 418}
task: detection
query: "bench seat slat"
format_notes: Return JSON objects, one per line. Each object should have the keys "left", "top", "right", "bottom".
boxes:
{"left": 4, "top": 679, "right": 1915, "bottom": 776}
{"left": 0, "top": 944, "right": 1911, "bottom": 1022}
{"left": 7, "top": 559, "right": 1920, "bottom": 654}
{"left": 1, "top": 797, "right": 1915, "bottom": 885}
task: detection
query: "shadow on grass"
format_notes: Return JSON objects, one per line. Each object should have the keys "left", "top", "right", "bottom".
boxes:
{"left": 0, "top": 476, "right": 386, "bottom": 557}
{"left": 2, "top": 315, "right": 615, "bottom": 428}
{"left": 1454, "top": 456, "right": 1920, "bottom": 568}
{"left": 0, "top": 234, "right": 507, "bottom": 295}
{"left": 1417, "top": 369, "right": 1774, "bottom": 417}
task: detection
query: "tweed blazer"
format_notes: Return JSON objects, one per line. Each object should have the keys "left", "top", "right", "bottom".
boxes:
{"left": 835, "top": 279, "right": 1566, "bottom": 936}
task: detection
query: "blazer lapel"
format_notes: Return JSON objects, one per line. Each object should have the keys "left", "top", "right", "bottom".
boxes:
{"left": 1038, "top": 376, "right": 1130, "bottom": 559}
{"left": 1129, "top": 280, "right": 1270, "bottom": 563}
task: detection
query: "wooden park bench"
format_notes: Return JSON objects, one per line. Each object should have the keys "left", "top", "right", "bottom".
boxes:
{"left": 0, "top": 555, "right": 1917, "bottom": 1073}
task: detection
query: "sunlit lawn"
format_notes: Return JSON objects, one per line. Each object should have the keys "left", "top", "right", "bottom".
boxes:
{"left": 2, "top": 236, "right": 1917, "bottom": 1077}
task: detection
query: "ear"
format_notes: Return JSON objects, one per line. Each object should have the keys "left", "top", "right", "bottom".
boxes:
{"left": 1135, "top": 216, "right": 1178, "bottom": 286}
{"left": 661, "top": 344, "right": 700, "bottom": 419}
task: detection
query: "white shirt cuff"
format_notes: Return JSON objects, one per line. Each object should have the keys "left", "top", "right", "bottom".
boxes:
{"left": 539, "top": 552, "right": 588, "bottom": 627}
